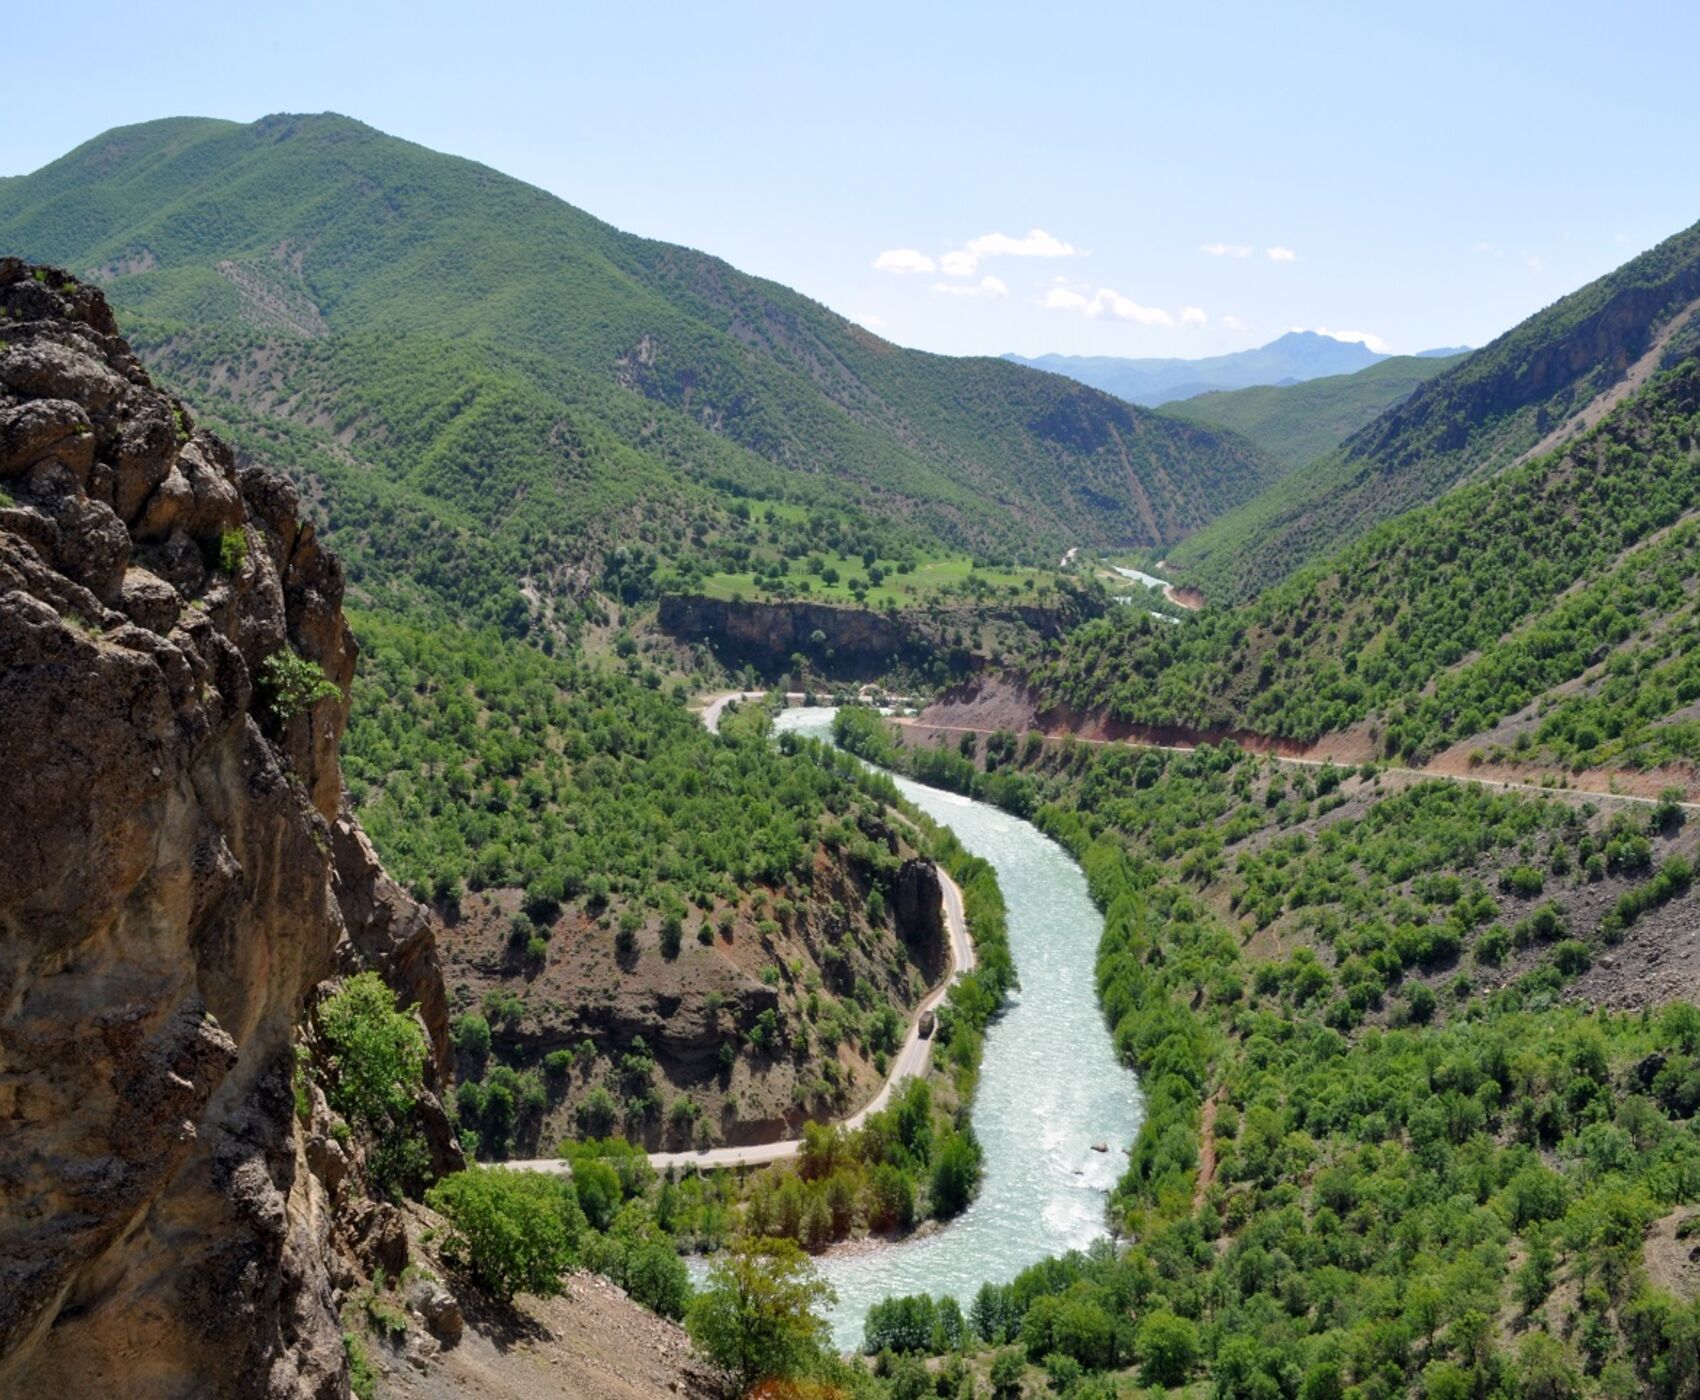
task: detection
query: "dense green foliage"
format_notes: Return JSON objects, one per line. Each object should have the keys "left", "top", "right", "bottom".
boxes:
{"left": 0, "top": 111, "right": 1276, "bottom": 594}
{"left": 852, "top": 721, "right": 1700, "bottom": 1395}
{"left": 1035, "top": 356, "right": 1700, "bottom": 762}
{"left": 686, "top": 1237, "right": 836, "bottom": 1395}
{"left": 343, "top": 614, "right": 894, "bottom": 911}
{"left": 735, "top": 1082, "right": 981, "bottom": 1251}
{"left": 835, "top": 705, "right": 1043, "bottom": 818}
{"left": 1163, "top": 353, "right": 1463, "bottom": 472}
{"left": 425, "top": 1167, "right": 587, "bottom": 1301}
{"left": 1167, "top": 217, "right": 1700, "bottom": 600}
{"left": 312, "top": 973, "right": 431, "bottom": 1198}
{"left": 427, "top": 1148, "right": 693, "bottom": 1317}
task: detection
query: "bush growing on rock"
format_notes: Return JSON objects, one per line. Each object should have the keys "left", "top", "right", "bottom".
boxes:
{"left": 425, "top": 1167, "right": 585, "bottom": 1301}
{"left": 260, "top": 647, "right": 341, "bottom": 721}
{"left": 316, "top": 972, "right": 430, "bottom": 1196}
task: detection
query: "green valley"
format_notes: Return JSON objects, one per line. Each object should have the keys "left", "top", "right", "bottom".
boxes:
{"left": 1028, "top": 348, "right": 1700, "bottom": 770}
{"left": 11, "top": 38, "right": 1700, "bottom": 1400}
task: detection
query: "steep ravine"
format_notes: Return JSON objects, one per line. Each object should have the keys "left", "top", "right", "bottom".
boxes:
{"left": 0, "top": 261, "right": 458, "bottom": 1396}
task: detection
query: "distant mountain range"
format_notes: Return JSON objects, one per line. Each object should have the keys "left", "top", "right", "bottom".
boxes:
{"left": 1005, "top": 332, "right": 1469, "bottom": 406}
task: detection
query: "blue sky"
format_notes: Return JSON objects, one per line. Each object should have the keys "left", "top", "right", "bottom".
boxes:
{"left": 8, "top": 1, "right": 1698, "bottom": 359}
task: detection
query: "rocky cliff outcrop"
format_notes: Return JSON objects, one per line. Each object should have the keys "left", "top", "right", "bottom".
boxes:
{"left": 0, "top": 261, "right": 451, "bottom": 1397}
{"left": 658, "top": 592, "right": 1099, "bottom": 680}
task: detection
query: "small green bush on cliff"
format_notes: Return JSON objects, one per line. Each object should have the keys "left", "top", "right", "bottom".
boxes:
{"left": 316, "top": 972, "right": 429, "bottom": 1197}
{"left": 217, "top": 526, "right": 247, "bottom": 574}
{"left": 260, "top": 648, "right": 340, "bottom": 721}
{"left": 426, "top": 1166, "right": 586, "bottom": 1301}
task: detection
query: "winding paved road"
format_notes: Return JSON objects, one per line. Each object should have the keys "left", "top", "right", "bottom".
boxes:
{"left": 510, "top": 867, "right": 971, "bottom": 1175}
{"left": 509, "top": 694, "right": 973, "bottom": 1176}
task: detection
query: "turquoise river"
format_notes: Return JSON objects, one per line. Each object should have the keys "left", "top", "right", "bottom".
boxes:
{"left": 772, "top": 708, "right": 1143, "bottom": 1350}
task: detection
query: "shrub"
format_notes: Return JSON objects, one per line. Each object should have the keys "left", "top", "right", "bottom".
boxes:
{"left": 576, "top": 1085, "right": 620, "bottom": 1138}
{"left": 989, "top": 1348, "right": 1026, "bottom": 1398}
{"left": 261, "top": 648, "right": 341, "bottom": 721}
{"left": 318, "top": 974, "right": 427, "bottom": 1129}
{"left": 452, "top": 1013, "right": 491, "bottom": 1066}
{"left": 1500, "top": 865, "right": 1545, "bottom": 898}
{"left": 572, "top": 1157, "right": 623, "bottom": 1231}
{"left": 929, "top": 1130, "right": 982, "bottom": 1218}
{"left": 1137, "top": 1308, "right": 1198, "bottom": 1386}
{"left": 686, "top": 1238, "right": 834, "bottom": 1394}
{"left": 425, "top": 1167, "right": 585, "bottom": 1300}
{"left": 217, "top": 526, "right": 248, "bottom": 574}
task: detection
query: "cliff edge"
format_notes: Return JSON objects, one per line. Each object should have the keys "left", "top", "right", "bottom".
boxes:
{"left": 0, "top": 261, "right": 448, "bottom": 1397}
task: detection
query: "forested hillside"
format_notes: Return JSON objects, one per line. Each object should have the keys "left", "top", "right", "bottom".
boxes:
{"left": 841, "top": 718, "right": 1700, "bottom": 1396}
{"left": 1162, "top": 352, "right": 1463, "bottom": 471}
{"left": 1166, "top": 219, "right": 1700, "bottom": 602}
{"left": 1031, "top": 350, "right": 1700, "bottom": 767}
{"left": 0, "top": 112, "right": 1276, "bottom": 602}
{"left": 0, "top": 116, "right": 1098, "bottom": 1160}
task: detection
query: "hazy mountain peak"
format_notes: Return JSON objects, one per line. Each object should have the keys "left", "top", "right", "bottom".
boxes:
{"left": 1003, "top": 330, "right": 1412, "bottom": 406}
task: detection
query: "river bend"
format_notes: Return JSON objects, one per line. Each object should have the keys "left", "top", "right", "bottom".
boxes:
{"left": 773, "top": 708, "right": 1143, "bottom": 1348}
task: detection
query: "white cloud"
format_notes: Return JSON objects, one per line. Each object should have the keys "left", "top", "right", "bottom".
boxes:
{"left": 1526, "top": 254, "right": 1546, "bottom": 274}
{"left": 1221, "top": 314, "right": 1248, "bottom": 332}
{"left": 1089, "top": 290, "right": 1174, "bottom": 326}
{"left": 854, "top": 312, "right": 886, "bottom": 330}
{"left": 1042, "top": 287, "right": 1091, "bottom": 312}
{"left": 1311, "top": 326, "right": 1391, "bottom": 354}
{"left": 1266, "top": 246, "right": 1298, "bottom": 262}
{"left": 968, "top": 228, "right": 1077, "bottom": 260}
{"left": 1043, "top": 286, "right": 1174, "bottom": 326}
{"left": 935, "top": 228, "right": 1080, "bottom": 278}
{"left": 1180, "top": 306, "right": 1208, "bottom": 328}
{"left": 872, "top": 248, "right": 935, "bottom": 274}
{"left": 933, "top": 275, "right": 1009, "bottom": 299}
{"left": 1202, "top": 242, "right": 1251, "bottom": 258}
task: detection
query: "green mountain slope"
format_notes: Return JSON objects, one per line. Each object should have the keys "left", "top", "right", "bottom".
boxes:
{"left": 1032, "top": 348, "right": 1700, "bottom": 764}
{"left": 1161, "top": 352, "right": 1464, "bottom": 470}
{"left": 1164, "top": 219, "right": 1700, "bottom": 602}
{"left": 0, "top": 113, "right": 1277, "bottom": 622}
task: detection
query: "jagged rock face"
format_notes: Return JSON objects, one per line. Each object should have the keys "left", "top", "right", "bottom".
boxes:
{"left": 331, "top": 810, "right": 454, "bottom": 1084}
{"left": 0, "top": 261, "right": 432, "bottom": 1397}
{"left": 892, "top": 857, "right": 947, "bottom": 979}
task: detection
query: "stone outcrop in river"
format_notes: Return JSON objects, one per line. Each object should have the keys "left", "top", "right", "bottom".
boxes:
{"left": 0, "top": 261, "right": 453, "bottom": 1396}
